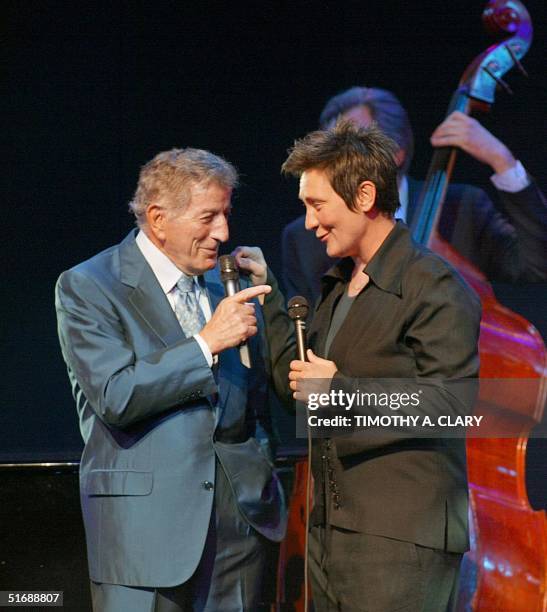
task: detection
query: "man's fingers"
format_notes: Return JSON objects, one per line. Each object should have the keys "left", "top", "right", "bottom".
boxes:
{"left": 232, "top": 284, "right": 271, "bottom": 303}
{"left": 431, "top": 134, "right": 455, "bottom": 145}
{"left": 238, "top": 257, "right": 260, "bottom": 273}
{"left": 431, "top": 131, "right": 463, "bottom": 148}
{"left": 233, "top": 253, "right": 255, "bottom": 272}
{"left": 232, "top": 245, "right": 251, "bottom": 257}
{"left": 232, "top": 246, "right": 262, "bottom": 266}
{"left": 438, "top": 111, "right": 467, "bottom": 129}
{"left": 232, "top": 245, "right": 261, "bottom": 259}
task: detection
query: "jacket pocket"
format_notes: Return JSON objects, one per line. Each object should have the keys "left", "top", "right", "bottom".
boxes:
{"left": 83, "top": 469, "right": 153, "bottom": 496}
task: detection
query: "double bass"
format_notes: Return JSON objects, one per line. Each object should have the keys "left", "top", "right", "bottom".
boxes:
{"left": 276, "top": 1, "right": 546, "bottom": 610}
{"left": 411, "top": 1, "right": 547, "bottom": 609}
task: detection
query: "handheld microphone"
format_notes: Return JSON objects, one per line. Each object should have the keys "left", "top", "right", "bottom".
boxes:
{"left": 288, "top": 294, "right": 312, "bottom": 612}
{"left": 287, "top": 295, "right": 309, "bottom": 362}
{"left": 219, "top": 255, "right": 252, "bottom": 368}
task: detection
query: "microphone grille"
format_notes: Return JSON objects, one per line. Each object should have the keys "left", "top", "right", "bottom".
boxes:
{"left": 287, "top": 295, "right": 309, "bottom": 320}
{"left": 219, "top": 255, "right": 239, "bottom": 280}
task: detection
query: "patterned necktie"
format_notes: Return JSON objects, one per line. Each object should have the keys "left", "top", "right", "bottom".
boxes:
{"left": 174, "top": 274, "right": 206, "bottom": 337}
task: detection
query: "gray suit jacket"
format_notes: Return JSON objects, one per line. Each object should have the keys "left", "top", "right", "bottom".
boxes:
{"left": 55, "top": 230, "right": 286, "bottom": 587}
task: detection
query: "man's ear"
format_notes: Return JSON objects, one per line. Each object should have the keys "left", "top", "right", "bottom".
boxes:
{"left": 145, "top": 203, "right": 167, "bottom": 241}
{"left": 356, "top": 180, "right": 376, "bottom": 213}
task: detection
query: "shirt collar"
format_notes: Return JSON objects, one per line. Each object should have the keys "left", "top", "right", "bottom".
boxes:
{"left": 135, "top": 230, "right": 200, "bottom": 294}
{"left": 323, "top": 221, "right": 414, "bottom": 297}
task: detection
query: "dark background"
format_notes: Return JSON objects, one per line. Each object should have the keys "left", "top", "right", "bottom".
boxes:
{"left": 3, "top": 0, "right": 546, "bottom": 460}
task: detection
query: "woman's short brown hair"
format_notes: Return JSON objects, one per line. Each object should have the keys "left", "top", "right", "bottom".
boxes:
{"left": 282, "top": 121, "right": 400, "bottom": 216}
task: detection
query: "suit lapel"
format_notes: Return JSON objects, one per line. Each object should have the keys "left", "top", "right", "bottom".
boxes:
{"left": 119, "top": 232, "right": 223, "bottom": 412}
{"left": 119, "top": 231, "right": 186, "bottom": 347}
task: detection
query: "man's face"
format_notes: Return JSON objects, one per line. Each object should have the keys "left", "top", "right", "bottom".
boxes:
{"left": 327, "top": 104, "right": 373, "bottom": 130}
{"left": 330, "top": 105, "right": 405, "bottom": 170}
{"left": 158, "top": 181, "right": 231, "bottom": 275}
{"left": 299, "top": 168, "right": 367, "bottom": 259}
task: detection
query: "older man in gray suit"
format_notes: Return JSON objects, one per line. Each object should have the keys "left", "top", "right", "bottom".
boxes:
{"left": 55, "top": 148, "right": 286, "bottom": 611}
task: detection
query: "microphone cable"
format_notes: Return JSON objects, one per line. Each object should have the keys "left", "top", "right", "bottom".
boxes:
{"left": 288, "top": 296, "right": 311, "bottom": 612}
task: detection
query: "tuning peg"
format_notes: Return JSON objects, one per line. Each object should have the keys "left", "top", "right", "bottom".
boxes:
{"left": 505, "top": 43, "right": 529, "bottom": 77}
{"left": 483, "top": 66, "right": 514, "bottom": 95}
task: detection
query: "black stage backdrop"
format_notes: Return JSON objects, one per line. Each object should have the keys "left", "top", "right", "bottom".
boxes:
{"left": 3, "top": 0, "right": 546, "bottom": 459}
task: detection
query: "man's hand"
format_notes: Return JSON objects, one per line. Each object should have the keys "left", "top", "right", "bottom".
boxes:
{"left": 200, "top": 285, "right": 271, "bottom": 355}
{"left": 430, "top": 111, "right": 516, "bottom": 174}
{"left": 289, "top": 349, "right": 338, "bottom": 402}
{"left": 232, "top": 246, "right": 268, "bottom": 286}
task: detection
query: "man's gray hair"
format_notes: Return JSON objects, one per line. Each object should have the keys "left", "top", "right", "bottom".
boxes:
{"left": 129, "top": 147, "right": 238, "bottom": 227}
{"left": 319, "top": 86, "right": 414, "bottom": 174}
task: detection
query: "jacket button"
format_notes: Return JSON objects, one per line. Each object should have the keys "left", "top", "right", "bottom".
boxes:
{"left": 202, "top": 480, "right": 214, "bottom": 491}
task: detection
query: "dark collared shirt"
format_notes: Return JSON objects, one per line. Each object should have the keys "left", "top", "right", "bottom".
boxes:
{"left": 310, "top": 221, "right": 480, "bottom": 378}
{"left": 306, "top": 221, "right": 481, "bottom": 529}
